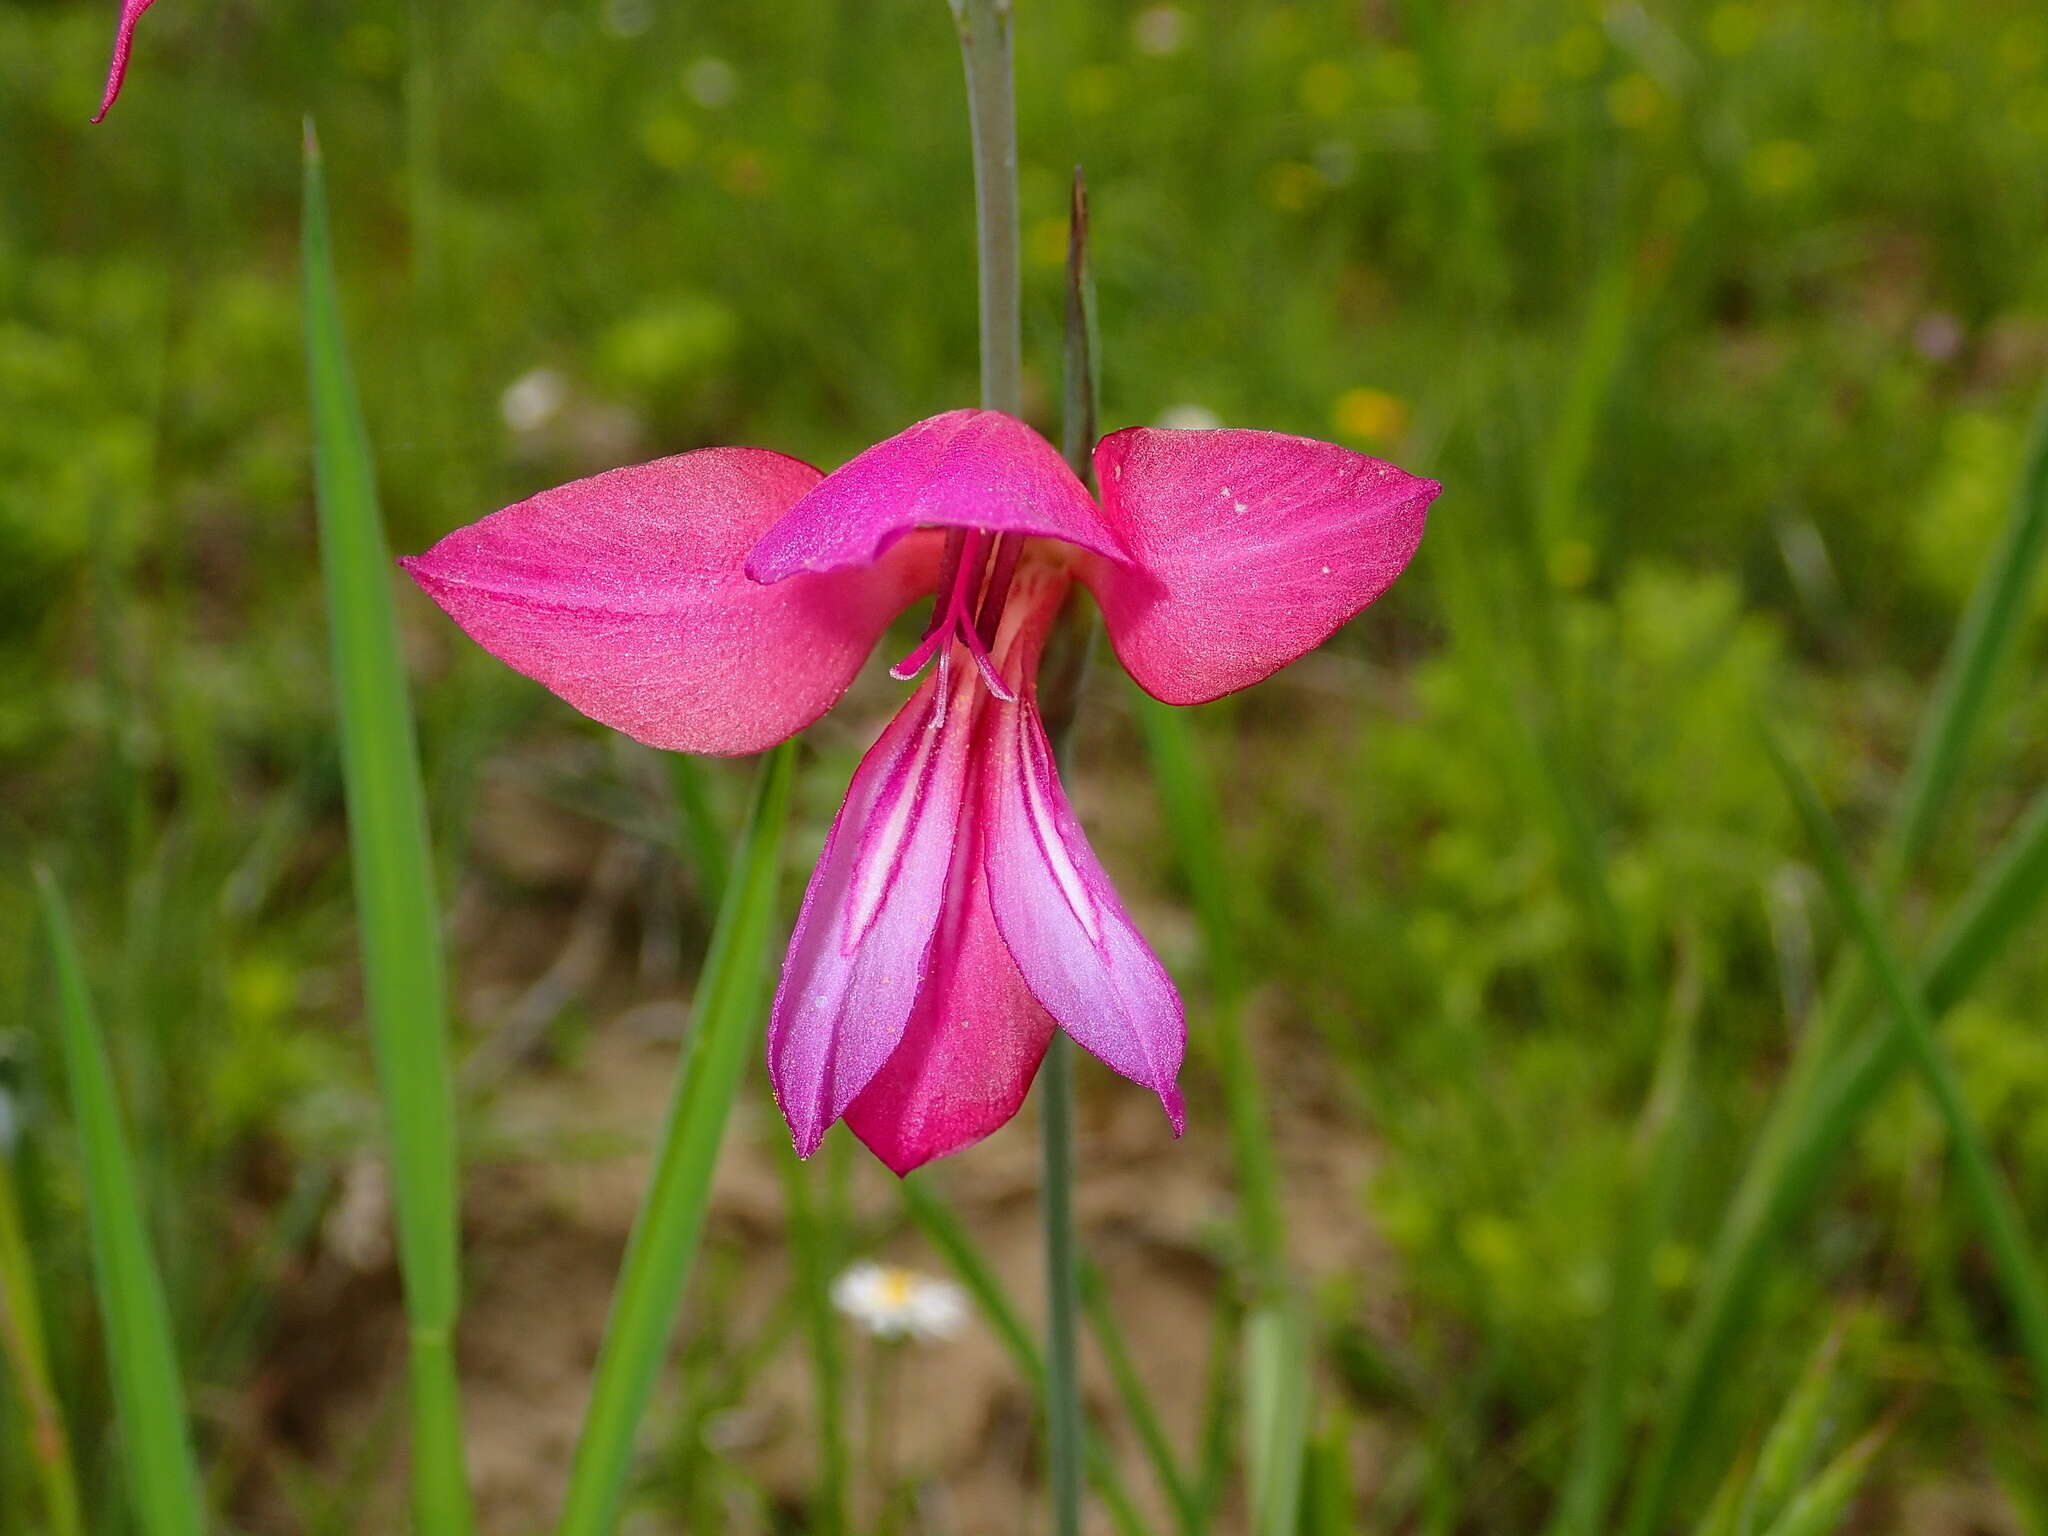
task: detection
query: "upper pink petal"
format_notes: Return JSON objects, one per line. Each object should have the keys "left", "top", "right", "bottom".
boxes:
{"left": 981, "top": 690, "right": 1186, "bottom": 1133}
{"left": 745, "top": 410, "right": 1131, "bottom": 583}
{"left": 768, "top": 671, "right": 985, "bottom": 1157}
{"left": 400, "top": 448, "right": 938, "bottom": 757}
{"left": 1085, "top": 427, "right": 1439, "bottom": 705}
{"left": 843, "top": 828, "right": 1055, "bottom": 1176}
{"left": 93, "top": 0, "right": 158, "bottom": 122}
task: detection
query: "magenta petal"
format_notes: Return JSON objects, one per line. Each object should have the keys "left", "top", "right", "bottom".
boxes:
{"left": 1088, "top": 427, "right": 1439, "bottom": 705}
{"left": 400, "top": 448, "right": 937, "bottom": 757}
{"left": 746, "top": 410, "right": 1132, "bottom": 583}
{"left": 843, "top": 838, "right": 1056, "bottom": 1176}
{"left": 92, "top": 0, "right": 158, "bottom": 122}
{"left": 769, "top": 674, "right": 983, "bottom": 1157}
{"left": 982, "top": 694, "right": 1186, "bottom": 1132}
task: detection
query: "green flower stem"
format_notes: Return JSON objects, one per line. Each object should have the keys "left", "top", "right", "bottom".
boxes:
{"left": 949, "top": 0, "right": 1021, "bottom": 419}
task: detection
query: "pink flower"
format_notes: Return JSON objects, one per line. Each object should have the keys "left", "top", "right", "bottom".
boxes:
{"left": 401, "top": 410, "right": 1438, "bottom": 1172}
{"left": 92, "top": 0, "right": 158, "bottom": 122}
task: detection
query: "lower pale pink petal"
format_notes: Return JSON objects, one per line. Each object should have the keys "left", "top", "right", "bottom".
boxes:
{"left": 93, "top": 0, "right": 158, "bottom": 122}
{"left": 982, "top": 692, "right": 1186, "bottom": 1132}
{"left": 769, "top": 673, "right": 983, "bottom": 1157}
{"left": 400, "top": 448, "right": 937, "bottom": 757}
{"left": 1087, "top": 427, "right": 1439, "bottom": 705}
{"left": 843, "top": 843, "right": 1055, "bottom": 1176}
{"left": 746, "top": 410, "right": 1131, "bottom": 583}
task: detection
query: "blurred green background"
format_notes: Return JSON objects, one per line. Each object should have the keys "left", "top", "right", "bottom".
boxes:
{"left": 6, "top": 0, "right": 2048, "bottom": 1530}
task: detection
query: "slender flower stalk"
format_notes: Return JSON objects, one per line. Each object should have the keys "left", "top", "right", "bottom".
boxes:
{"left": 1040, "top": 167, "right": 1099, "bottom": 1536}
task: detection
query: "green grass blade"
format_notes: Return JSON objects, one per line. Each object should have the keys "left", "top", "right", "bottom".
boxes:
{"left": 1753, "top": 1416, "right": 1894, "bottom": 1536}
{"left": 35, "top": 869, "right": 204, "bottom": 1536}
{"left": 556, "top": 741, "right": 796, "bottom": 1536}
{"left": 667, "top": 754, "right": 730, "bottom": 913}
{"left": 900, "top": 1178, "right": 1154, "bottom": 1536}
{"left": 1131, "top": 695, "right": 1284, "bottom": 1283}
{"left": 1766, "top": 730, "right": 2048, "bottom": 1398}
{"left": 1923, "top": 783, "right": 2048, "bottom": 1010}
{"left": 303, "top": 122, "right": 475, "bottom": 1536}
{"left": 0, "top": 1133, "right": 84, "bottom": 1536}
{"left": 1628, "top": 766, "right": 2048, "bottom": 1536}
{"left": 1243, "top": 1303, "right": 1311, "bottom": 1536}
{"left": 1877, "top": 376, "right": 2048, "bottom": 891}
{"left": 1745, "top": 1328, "right": 1844, "bottom": 1532}
{"left": 1549, "top": 973, "right": 1698, "bottom": 1536}
{"left": 1081, "top": 1260, "right": 1200, "bottom": 1536}
{"left": 777, "top": 1143, "right": 847, "bottom": 1536}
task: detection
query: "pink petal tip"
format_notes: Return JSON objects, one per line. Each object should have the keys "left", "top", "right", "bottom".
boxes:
{"left": 93, "top": 0, "right": 159, "bottom": 123}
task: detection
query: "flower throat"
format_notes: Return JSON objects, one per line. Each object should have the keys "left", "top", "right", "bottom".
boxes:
{"left": 888, "top": 528, "right": 1025, "bottom": 712}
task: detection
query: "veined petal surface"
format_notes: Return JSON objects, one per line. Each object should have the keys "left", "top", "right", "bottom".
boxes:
{"left": 769, "top": 672, "right": 983, "bottom": 1157}
{"left": 401, "top": 448, "right": 937, "bottom": 756}
{"left": 1087, "top": 426, "right": 1438, "bottom": 704}
{"left": 746, "top": 410, "right": 1130, "bottom": 582}
{"left": 982, "top": 686, "right": 1186, "bottom": 1132}
{"left": 843, "top": 843, "right": 1056, "bottom": 1176}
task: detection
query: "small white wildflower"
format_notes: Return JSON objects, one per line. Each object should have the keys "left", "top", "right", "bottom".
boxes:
{"left": 501, "top": 367, "right": 568, "bottom": 434}
{"left": 323, "top": 1155, "right": 392, "bottom": 1272}
{"left": 1155, "top": 403, "right": 1222, "bottom": 431}
{"left": 1133, "top": 5, "right": 1187, "bottom": 56}
{"left": 831, "top": 1261, "right": 968, "bottom": 1342}
{"left": 684, "top": 56, "right": 739, "bottom": 109}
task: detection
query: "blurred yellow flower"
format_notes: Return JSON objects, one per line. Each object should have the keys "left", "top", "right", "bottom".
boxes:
{"left": 1263, "top": 161, "right": 1325, "bottom": 213}
{"left": 1298, "top": 60, "right": 1352, "bottom": 118}
{"left": 1331, "top": 387, "right": 1409, "bottom": 445}
{"left": 640, "top": 112, "right": 699, "bottom": 171}
{"left": 1746, "top": 138, "right": 1814, "bottom": 197}
{"left": 1605, "top": 71, "right": 1666, "bottom": 130}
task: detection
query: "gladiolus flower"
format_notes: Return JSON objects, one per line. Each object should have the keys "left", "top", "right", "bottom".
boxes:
{"left": 401, "top": 410, "right": 1437, "bottom": 1172}
{"left": 93, "top": 0, "right": 158, "bottom": 122}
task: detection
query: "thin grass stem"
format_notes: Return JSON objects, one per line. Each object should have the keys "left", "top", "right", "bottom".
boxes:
{"left": 556, "top": 742, "right": 796, "bottom": 1536}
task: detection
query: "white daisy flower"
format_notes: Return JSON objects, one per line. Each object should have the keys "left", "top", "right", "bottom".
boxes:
{"left": 831, "top": 1261, "right": 969, "bottom": 1342}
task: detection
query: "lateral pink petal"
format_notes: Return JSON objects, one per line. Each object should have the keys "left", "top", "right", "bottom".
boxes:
{"left": 982, "top": 694, "right": 1186, "bottom": 1132}
{"left": 746, "top": 410, "right": 1131, "bottom": 583}
{"left": 844, "top": 839, "right": 1055, "bottom": 1176}
{"left": 1087, "top": 427, "right": 1439, "bottom": 705}
{"left": 400, "top": 448, "right": 937, "bottom": 757}
{"left": 769, "top": 673, "right": 983, "bottom": 1158}
{"left": 92, "top": 0, "right": 158, "bottom": 122}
